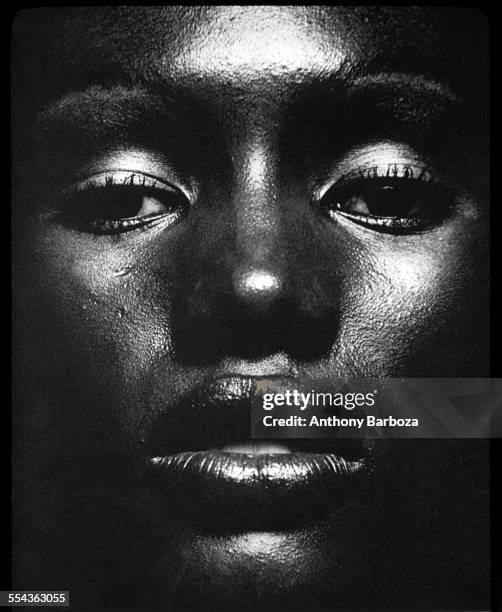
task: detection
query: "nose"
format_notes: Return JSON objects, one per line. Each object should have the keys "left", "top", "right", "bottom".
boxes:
{"left": 232, "top": 267, "right": 283, "bottom": 313}
{"left": 171, "top": 145, "right": 340, "bottom": 364}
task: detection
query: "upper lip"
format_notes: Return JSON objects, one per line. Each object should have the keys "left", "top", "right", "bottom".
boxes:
{"left": 145, "top": 374, "right": 368, "bottom": 458}
{"left": 145, "top": 375, "right": 271, "bottom": 455}
{"left": 143, "top": 374, "right": 371, "bottom": 530}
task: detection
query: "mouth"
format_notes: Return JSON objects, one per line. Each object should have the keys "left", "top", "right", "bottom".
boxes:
{"left": 143, "top": 375, "right": 370, "bottom": 532}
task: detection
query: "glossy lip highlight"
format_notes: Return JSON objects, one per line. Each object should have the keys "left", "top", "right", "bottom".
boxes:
{"left": 145, "top": 450, "right": 366, "bottom": 531}
{"left": 218, "top": 353, "right": 298, "bottom": 378}
{"left": 148, "top": 450, "right": 363, "bottom": 483}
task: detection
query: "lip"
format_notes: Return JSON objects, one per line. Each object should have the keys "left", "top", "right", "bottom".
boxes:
{"left": 146, "top": 450, "right": 365, "bottom": 530}
{"left": 143, "top": 375, "right": 370, "bottom": 531}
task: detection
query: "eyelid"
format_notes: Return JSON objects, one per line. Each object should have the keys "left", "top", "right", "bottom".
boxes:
{"left": 334, "top": 163, "right": 439, "bottom": 187}
{"left": 63, "top": 170, "right": 179, "bottom": 195}
{"left": 56, "top": 146, "right": 198, "bottom": 204}
{"left": 313, "top": 141, "right": 442, "bottom": 200}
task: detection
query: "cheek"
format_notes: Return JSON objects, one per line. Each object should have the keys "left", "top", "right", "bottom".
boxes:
{"left": 336, "top": 222, "right": 487, "bottom": 375}
{"left": 18, "top": 223, "right": 184, "bottom": 446}
{"left": 29, "top": 223, "right": 176, "bottom": 348}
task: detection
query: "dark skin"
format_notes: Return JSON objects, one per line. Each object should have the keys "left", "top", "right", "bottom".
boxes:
{"left": 12, "top": 7, "right": 489, "bottom": 611}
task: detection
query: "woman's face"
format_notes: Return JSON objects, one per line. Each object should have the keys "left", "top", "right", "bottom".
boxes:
{"left": 13, "top": 6, "right": 489, "bottom": 610}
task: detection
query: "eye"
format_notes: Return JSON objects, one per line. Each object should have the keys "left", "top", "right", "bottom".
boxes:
{"left": 320, "top": 171, "right": 454, "bottom": 233}
{"left": 59, "top": 171, "right": 189, "bottom": 234}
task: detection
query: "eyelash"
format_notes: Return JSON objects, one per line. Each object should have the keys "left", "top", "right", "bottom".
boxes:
{"left": 59, "top": 171, "right": 189, "bottom": 234}
{"left": 318, "top": 164, "right": 454, "bottom": 234}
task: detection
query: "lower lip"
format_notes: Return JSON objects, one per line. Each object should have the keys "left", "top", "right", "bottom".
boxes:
{"left": 145, "top": 451, "right": 365, "bottom": 531}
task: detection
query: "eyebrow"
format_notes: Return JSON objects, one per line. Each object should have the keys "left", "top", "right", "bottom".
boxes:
{"left": 37, "top": 69, "right": 458, "bottom": 120}
{"left": 35, "top": 84, "right": 189, "bottom": 153}
{"left": 305, "top": 70, "right": 461, "bottom": 125}
{"left": 347, "top": 72, "right": 457, "bottom": 102}
{"left": 288, "top": 69, "right": 479, "bottom": 156}
{"left": 33, "top": 69, "right": 472, "bottom": 160}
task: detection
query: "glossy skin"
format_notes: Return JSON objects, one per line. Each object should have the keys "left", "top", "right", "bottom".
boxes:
{"left": 12, "top": 7, "right": 489, "bottom": 610}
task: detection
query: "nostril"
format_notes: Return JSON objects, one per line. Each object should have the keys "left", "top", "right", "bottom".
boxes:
{"left": 232, "top": 267, "right": 284, "bottom": 310}
{"left": 174, "top": 262, "right": 339, "bottom": 365}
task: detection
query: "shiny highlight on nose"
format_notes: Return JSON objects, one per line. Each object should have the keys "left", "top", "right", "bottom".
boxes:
{"left": 238, "top": 269, "right": 281, "bottom": 293}
{"left": 233, "top": 268, "right": 283, "bottom": 305}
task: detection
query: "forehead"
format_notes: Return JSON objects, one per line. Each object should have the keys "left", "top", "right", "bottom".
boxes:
{"left": 57, "top": 6, "right": 437, "bottom": 74}
{"left": 14, "top": 7, "right": 487, "bottom": 103}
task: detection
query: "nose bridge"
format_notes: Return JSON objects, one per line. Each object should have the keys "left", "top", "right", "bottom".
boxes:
{"left": 225, "top": 139, "right": 290, "bottom": 311}
{"left": 232, "top": 142, "right": 283, "bottom": 269}
{"left": 229, "top": 140, "right": 296, "bottom": 312}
